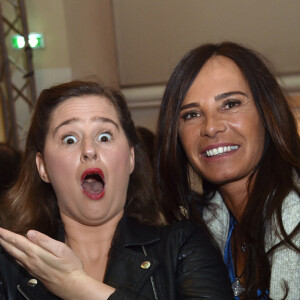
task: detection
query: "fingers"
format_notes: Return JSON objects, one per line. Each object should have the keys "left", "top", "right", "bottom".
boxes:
{"left": 0, "top": 226, "right": 85, "bottom": 293}
{"left": 27, "top": 230, "right": 67, "bottom": 258}
{"left": 0, "top": 227, "right": 31, "bottom": 258}
{"left": 0, "top": 233, "right": 28, "bottom": 263}
{"left": 0, "top": 227, "right": 69, "bottom": 261}
{"left": 0, "top": 227, "right": 55, "bottom": 268}
{"left": 26, "top": 229, "right": 84, "bottom": 272}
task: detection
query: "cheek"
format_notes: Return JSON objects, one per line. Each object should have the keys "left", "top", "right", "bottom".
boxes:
{"left": 106, "top": 147, "right": 133, "bottom": 174}
{"left": 106, "top": 148, "right": 132, "bottom": 199}
{"left": 179, "top": 126, "right": 196, "bottom": 155}
{"left": 252, "top": 121, "right": 266, "bottom": 156}
{"left": 44, "top": 151, "right": 75, "bottom": 183}
{"left": 244, "top": 115, "right": 265, "bottom": 145}
{"left": 236, "top": 113, "right": 266, "bottom": 161}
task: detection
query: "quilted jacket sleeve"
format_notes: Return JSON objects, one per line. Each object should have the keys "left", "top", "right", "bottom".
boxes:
{"left": 175, "top": 223, "right": 234, "bottom": 299}
{"left": 108, "top": 288, "right": 151, "bottom": 300}
{"left": 107, "top": 219, "right": 234, "bottom": 299}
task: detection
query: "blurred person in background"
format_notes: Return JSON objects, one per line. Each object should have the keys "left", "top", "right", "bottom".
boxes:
{"left": 0, "top": 142, "right": 22, "bottom": 196}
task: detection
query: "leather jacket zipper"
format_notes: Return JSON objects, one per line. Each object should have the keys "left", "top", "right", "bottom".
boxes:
{"left": 17, "top": 285, "right": 31, "bottom": 300}
{"left": 142, "top": 246, "right": 158, "bottom": 300}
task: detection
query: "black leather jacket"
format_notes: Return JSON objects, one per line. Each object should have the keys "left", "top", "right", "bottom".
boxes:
{"left": 0, "top": 217, "right": 233, "bottom": 299}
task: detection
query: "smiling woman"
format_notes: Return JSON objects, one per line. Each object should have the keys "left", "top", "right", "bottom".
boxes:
{"left": 156, "top": 42, "right": 300, "bottom": 300}
{"left": 0, "top": 80, "right": 233, "bottom": 299}
{"left": 178, "top": 55, "right": 266, "bottom": 186}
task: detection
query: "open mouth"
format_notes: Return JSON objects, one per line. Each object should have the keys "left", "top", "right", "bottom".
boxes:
{"left": 81, "top": 168, "right": 105, "bottom": 200}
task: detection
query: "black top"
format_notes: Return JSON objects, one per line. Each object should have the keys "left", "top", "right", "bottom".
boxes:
{"left": 0, "top": 216, "right": 234, "bottom": 299}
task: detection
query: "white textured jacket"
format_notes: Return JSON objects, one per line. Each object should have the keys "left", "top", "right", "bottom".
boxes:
{"left": 203, "top": 191, "right": 300, "bottom": 300}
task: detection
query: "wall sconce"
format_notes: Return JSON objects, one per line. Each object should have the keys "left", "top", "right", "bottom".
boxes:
{"left": 11, "top": 33, "right": 45, "bottom": 49}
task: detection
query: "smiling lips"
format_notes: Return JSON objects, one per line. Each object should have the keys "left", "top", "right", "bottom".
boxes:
{"left": 203, "top": 145, "right": 239, "bottom": 157}
{"left": 81, "top": 168, "right": 105, "bottom": 200}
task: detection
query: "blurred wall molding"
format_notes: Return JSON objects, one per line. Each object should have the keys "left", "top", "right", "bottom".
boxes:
{"left": 123, "top": 85, "right": 165, "bottom": 108}
{"left": 123, "top": 73, "right": 300, "bottom": 109}
{"left": 277, "top": 74, "right": 300, "bottom": 94}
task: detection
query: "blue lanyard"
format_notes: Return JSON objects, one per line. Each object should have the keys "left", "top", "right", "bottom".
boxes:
{"left": 224, "top": 214, "right": 239, "bottom": 299}
{"left": 223, "top": 214, "right": 269, "bottom": 299}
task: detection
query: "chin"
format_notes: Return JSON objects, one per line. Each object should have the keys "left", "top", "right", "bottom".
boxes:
{"left": 204, "top": 174, "right": 237, "bottom": 185}
{"left": 79, "top": 217, "right": 108, "bottom": 226}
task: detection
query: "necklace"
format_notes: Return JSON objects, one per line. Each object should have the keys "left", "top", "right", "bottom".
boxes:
{"left": 232, "top": 228, "right": 246, "bottom": 297}
{"left": 232, "top": 277, "right": 245, "bottom": 297}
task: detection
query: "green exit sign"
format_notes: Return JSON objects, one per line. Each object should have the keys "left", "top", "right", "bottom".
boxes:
{"left": 12, "top": 33, "right": 45, "bottom": 49}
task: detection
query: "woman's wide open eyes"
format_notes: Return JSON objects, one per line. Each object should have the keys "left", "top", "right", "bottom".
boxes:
{"left": 63, "top": 135, "right": 78, "bottom": 145}
{"left": 62, "top": 132, "right": 112, "bottom": 145}
{"left": 97, "top": 132, "right": 112, "bottom": 142}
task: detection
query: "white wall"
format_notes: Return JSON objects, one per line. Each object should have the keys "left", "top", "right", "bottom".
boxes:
{"left": 112, "top": 0, "right": 300, "bottom": 130}
{"left": 113, "top": 0, "right": 300, "bottom": 86}
{"left": 26, "top": 0, "right": 119, "bottom": 95}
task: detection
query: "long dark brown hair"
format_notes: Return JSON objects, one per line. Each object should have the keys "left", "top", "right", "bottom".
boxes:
{"left": 0, "top": 80, "right": 163, "bottom": 237}
{"left": 155, "top": 42, "right": 300, "bottom": 298}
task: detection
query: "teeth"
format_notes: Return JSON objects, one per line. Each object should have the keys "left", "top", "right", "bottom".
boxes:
{"left": 205, "top": 145, "right": 238, "bottom": 157}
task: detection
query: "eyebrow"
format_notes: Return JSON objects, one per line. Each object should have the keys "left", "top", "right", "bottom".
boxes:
{"left": 53, "top": 116, "right": 119, "bottom": 136}
{"left": 214, "top": 91, "right": 248, "bottom": 101}
{"left": 180, "top": 102, "right": 199, "bottom": 111}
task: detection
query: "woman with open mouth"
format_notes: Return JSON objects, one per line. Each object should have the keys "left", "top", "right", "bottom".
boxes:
{"left": 0, "top": 80, "right": 233, "bottom": 299}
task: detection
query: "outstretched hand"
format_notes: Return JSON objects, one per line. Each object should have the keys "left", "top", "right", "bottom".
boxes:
{"left": 0, "top": 227, "right": 87, "bottom": 299}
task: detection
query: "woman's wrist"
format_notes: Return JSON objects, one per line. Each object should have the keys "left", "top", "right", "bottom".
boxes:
{"left": 62, "top": 270, "right": 115, "bottom": 300}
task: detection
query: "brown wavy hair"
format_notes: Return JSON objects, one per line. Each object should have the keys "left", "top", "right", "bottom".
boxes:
{"left": 155, "top": 42, "right": 300, "bottom": 298}
{"left": 0, "top": 80, "right": 163, "bottom": 237}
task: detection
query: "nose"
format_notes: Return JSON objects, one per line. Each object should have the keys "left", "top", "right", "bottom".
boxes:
{"left": 200, "top": 114, "right": 226, "bottom": 137}
{"left": 80, "top": 139, "right": 98, "bottom": 162}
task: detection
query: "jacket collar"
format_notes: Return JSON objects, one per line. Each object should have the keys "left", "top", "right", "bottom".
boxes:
{"left": 104, "top": 216, "right": 161, "bottom": 293}
{"left": 110, "top": 216, "right": 161, "bottom": 248}
{"left": 56, "top": 215, "right": 161, "bottom": 247}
